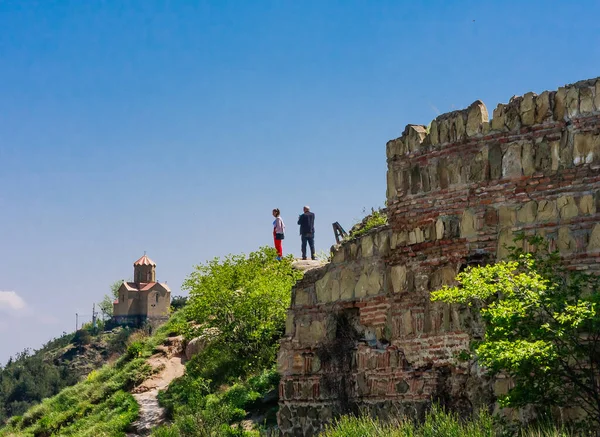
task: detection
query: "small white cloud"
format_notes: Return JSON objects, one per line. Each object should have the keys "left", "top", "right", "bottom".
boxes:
{"left": 0, "top": 291, "right": 27, "bottom": 312}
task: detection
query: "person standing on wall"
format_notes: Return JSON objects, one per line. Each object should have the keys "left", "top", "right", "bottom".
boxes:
{"left": 273, "top": 208, "right": 285, "bottom": 261}
{"left": 298, "top": 205, "right": 316, "bottom": 260}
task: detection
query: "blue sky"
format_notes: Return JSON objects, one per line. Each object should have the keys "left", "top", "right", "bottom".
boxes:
{"left": 1, "top": 0, "right": 599, "bottom": 364}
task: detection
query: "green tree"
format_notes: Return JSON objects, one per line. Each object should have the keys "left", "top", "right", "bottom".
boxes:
{"left": 183, "top": 247, "right": 303, "bottom": 376}
{"left": 98, "top": 280, "right": 123, "bottom": 320}
{"left": 431, "top": 236, "right": 600, "bottom": 426}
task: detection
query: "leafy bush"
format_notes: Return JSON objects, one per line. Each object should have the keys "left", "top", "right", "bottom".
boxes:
{"left": 182, "top": 247, "right": 303, "bottom": 379}
{"left": 348, "top": 208, "right": 387, "bottom": 239}
{"left": 431, "top": 236, "right": 600, "bottom": 428}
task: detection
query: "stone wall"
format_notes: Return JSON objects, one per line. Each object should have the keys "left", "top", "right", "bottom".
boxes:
{"left": 277, "top": 77, "right": 600, "bottom": 436}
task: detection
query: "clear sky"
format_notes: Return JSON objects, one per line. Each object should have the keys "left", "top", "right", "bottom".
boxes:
{"left": 1, "top": 0, "right": 599, "bottom": 365}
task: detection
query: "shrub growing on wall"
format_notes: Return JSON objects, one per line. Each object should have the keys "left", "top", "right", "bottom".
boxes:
{"left": 431, "top": 236, "right": 600, "bottom": 427}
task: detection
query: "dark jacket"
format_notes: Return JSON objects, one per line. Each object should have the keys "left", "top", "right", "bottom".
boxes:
{"left": 298, "top": 212, "right": 315, "bottom": 236}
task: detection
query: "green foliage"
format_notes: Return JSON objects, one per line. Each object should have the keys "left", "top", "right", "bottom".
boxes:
{"left": 431, "top": 236, "right": 600, "bottom": 426}
{"left": 183, "top": 246, "right": 303, "bottom": 378}
{"left": 154, "top": 367, "right": 279, "bottom": 437}
{"left": 0, "top": 355, "right": 151, "bottom": 436}
{"left": 321, "top": 404, "right": 576, "bottom": 437}
{"left": 170, "top": 295, "right": 189, "bottom": 312}
{"left": 72, "top": 329, "right": 92, "bottom": 346}
{"left": 348, "top": 208, "right": 388, "bottom": 239}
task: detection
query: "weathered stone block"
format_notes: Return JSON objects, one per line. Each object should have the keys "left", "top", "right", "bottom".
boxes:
{"left": 535, "top": 91, "right": 551, "bottom": 123}
{"left": 536, "top": 200, "right": 558, "bottom": 221}
{"left": 455, "top": 113, "right": 466, "bottom": 140}
{"left": 466, "top": 100, "right": 489, "bottom": 137}
{"left": 296, "top": 319, "right": 326, "bottom": 344}
{"left": 489, "top": 144, "right": 503, "bottom": 179}
{"left": 355, "top": 272, "right": 369, "bottom": 298}
{"left": 439, "top": 119, "right": 449, "bottom": 144}
{"left": 520, "top": 92, "right": 536, "bottom": 126}
{"left": 557, "top": 196, "right": 579, "bottom": 219}
{"left": 429, "top": 120, "right": 439, "bottom": 145}
{"left": 316, "top": 272, "right": 341, "bottom": 303}
{"left": 387, "top": 170, "right": 396, "bottom": 200}
{"left": 295, "top": 288, "right": 312, "bottom": 306}
{"left": 554, "top": 87, "right": 567, "bottom": 120}
{"left": 580, "top": 87, "right": 594, "bottom": 113}
{"left": 588, "top": 224, "right": 600, "bottom": 250}
{"left": 460, "top": 209, "right": 477, "bottom": 238}
{"left": 340, "top": 269, "right": 355, "bottom": 300}
{"left": 565, "top": 86, "right": 579, "bottom": 118}
{"left": 522, "top": 141, "right": 535, "bottom": 176}
{"left": 498, "top": 206, "right": 516, "bottom": 227}
{"left": 390, "top": 265, "right": 407, "bottom": 293}
{"left": 405, "top": 125, "right": 427, "bottom": 152}
{"left": 578, "top": 195, "right": 596, "bottom": 215}
{"left": 497, "top": 229, "right": 516, "bottom": 259}
{"left": 517, "top": 201, "right": 537, "bottom": 224}
{"left": 377, "top": 232, "right": 390, "bottom": 256}
{"left": 573, "top": 132, "right": 599, "bottom": 165}
{"left": 595, "top": 81, "right": 600, "bottom": 110}
{"left": 361, "top": 234, "right": 374, "bottom": 257}
{"left": 502, "top": 143, "right": 523, "bottom": 178}
{"left": 491, "top": 104, "right": 505, "bottom": 131}
{"left": 391, "top": 231, "right": 407, "bottom": 249}
{"left": 367, "top": 268, "right": 383, "bottom": 296}
{"left": 332, "top": 246, "right": 345, "bottom": 264}
{"left": 557, "top": 227, "right": 576, "bottom": 254}
{"left": 435, "top": 219, "right": 444, "bottom": 240}
{"left": 285, "top": 311, "right": 295, "bottom": 336}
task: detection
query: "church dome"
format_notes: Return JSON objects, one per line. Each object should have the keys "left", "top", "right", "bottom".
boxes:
{"left": 133, "top": 254, "right": 156, "bottom": 267}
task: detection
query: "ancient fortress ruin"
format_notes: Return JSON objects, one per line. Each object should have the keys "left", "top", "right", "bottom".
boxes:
{"left": 277, "top": 77, "right": 600, "bottom": 436}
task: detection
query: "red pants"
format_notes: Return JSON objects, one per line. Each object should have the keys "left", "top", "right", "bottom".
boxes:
{"left": 273, "top": 230, "right": 283, "bottom": 257}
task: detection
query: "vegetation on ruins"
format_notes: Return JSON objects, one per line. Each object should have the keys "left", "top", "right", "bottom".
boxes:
{"left": 432, "top": 236, "right": 600, "bottom": 428}
{"left": 348, "top": 207, "right": 388, "bottom": 239}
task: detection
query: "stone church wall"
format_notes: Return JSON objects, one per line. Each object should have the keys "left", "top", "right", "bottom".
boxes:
{"left": 277, "top": 77, "right": 600, "bottom": 436}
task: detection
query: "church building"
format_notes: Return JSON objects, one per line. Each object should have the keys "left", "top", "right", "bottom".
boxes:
{"left": 113, "top": 254, "right": 171, "bottom": 326}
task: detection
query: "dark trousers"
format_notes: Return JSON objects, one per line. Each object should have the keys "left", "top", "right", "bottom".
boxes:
{"left": 301, "top": 234, "right": 315, "bottom": 259}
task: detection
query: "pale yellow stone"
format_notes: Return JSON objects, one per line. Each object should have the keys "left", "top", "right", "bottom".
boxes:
{"left": 522, "top": 141, "right": 535, "bottom": 176}
{"left": 386, "top": 139, "right": 395, "bottom": 159}
{"left": 535, "top": 91, "right": 551, "bottom": 124}
{"left": 350, "top": 243, "right": 358, "bottom": 258}
{"left": 491, "top": 104, "right": 505, "bottom": 131}
{"left": 439, "top": 119, "right": 449, "bottom": 144}
{"left": 502, "top": 143, "right": 523, "bottom": 178}
{"left": 550, "top": 140, "right": 560, "bottom": 171}
{"left": 429, "top": 120, "right": 439, "bottom": 146}
{"left": 391, "top": 231, "right": 407, "bottom": 249}
{"left": 315, "top": 272, "right": 331, "bottom": 303}
{"left": 390, "top": 265, "right": 407, "bottom": 293}
{"left": 366, "top": 268, "right": 382, "bottom": 296}
{"left": 354, "top": 272, "right": 369, "bottom": 298}
{"left": 595, "top": 81, "right": 600, "bottom": 111}
{"left": 498, "top": 206, "right": 516, "bottom": 227}
{"left": 573, "top": 132, "right": 599, "bottom": 166}
{"left": 296, "top": 320, "right": 325, "bottom": 344}
{"left": 554, "top": 87, "right": 566, "bottom": 120}
{"left": 565, "top": 87, "right": 579, "bottom": 118}
{"left": 435, "top": 219, "right": 445, "bottom": 240}
{"left": 340, "top": 269, "right": 355, "bottom": 299}
{"left": 387, "top": 170, "right": 396, "bottom": 200}
{"left": 361, "top": 234, "right": 374, "bottom": 257}
{"left": 406, "top": 125, "right": 427, "bottom": 152}
{"left": 517, "top": 201, "right": 537, "bottom": 223}
{"left": 578, "top": 195, "right": 596, "bottom": 215}
{"left": 588, "top": 224, "right": 600, "bottom": 250}
{"left": 497, "top": 229, "right": 520, "bottom": 259}
{"left": 557, "top": 227, "right": 576, "bottom": 254}
{"left": 295, "top": 288, "right": 311, "bottom": 306}
{"left": 466, "top": 100, "right": 489, "bottom": 137}
{"left": 377, "top": 231, "right": 390, "bottom": 255}
{"left": 520, "top": 92, "right": 536, "bottom": 126}
{"left": 460, "top": 209, "right": 477, "bottom": 238}
{"left": 455, "top": 114, "right": 466, "bottom": 140}
{"left": 557, "top": 196, "right": 578, "bottom": 219}
{"left": 580, "top": 87, "right": 594, "bottom": 113}
{"left": 536, "top": 200, "right": 558, "bottom": 221}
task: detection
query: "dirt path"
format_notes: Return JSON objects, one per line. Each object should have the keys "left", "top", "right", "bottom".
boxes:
{"left": 127, "top": 337, "right": 186, "bottom": 436}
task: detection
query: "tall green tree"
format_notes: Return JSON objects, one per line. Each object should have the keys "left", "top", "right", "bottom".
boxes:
{"left": 431, "top": 236, "right": 600, "bottom": 426}
{"left": 98, "top": 280, "right": 123, "bottom": 320}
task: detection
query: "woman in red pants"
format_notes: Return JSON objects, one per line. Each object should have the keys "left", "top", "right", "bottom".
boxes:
{"left": 272, "top": 208, "right": 285, "bottom": 260}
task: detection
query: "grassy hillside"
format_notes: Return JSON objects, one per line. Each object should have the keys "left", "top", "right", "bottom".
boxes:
{"left": 0, "top": 247, "right": 300, "bottom": 437}
{"left": 0, "top": 325, "right": 134, "bottom": 425}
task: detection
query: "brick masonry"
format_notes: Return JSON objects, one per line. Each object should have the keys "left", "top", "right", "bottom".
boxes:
{"left": 277, "top": 77, "right": 600, "bottom": 436}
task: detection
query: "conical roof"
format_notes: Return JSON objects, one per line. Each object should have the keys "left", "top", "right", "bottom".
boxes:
{"left": 133, "top": 254, "right": 156, "bottom": 266}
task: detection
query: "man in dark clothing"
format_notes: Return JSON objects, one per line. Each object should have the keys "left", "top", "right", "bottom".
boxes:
{"left": 298, "top": 206, "right": 316, "bottom": 260}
